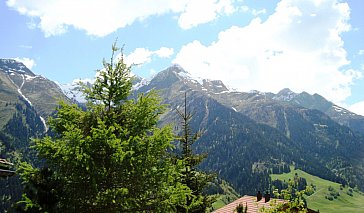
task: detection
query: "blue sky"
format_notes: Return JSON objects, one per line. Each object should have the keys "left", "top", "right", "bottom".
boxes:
{"left": 1, "top": 0, "right": 364, "bottom": 115}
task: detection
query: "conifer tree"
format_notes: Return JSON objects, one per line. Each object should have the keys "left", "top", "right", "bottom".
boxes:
{"left": 16, "top": 43, "right": 190, "bottom": 212}
{"left": 176, "top": 92, "right": 216, "bottom": 212}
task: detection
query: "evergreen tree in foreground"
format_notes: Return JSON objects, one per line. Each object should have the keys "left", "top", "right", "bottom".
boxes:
{"left": 176, "top": 93, "right": 216, "bottom": 212}
{"left": 16, "top": 43, "right": 191, "bottom": 212}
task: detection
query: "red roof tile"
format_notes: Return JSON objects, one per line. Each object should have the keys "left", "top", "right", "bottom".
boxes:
{"left": 213, "top": 195, "right": 286, "bottom": 213}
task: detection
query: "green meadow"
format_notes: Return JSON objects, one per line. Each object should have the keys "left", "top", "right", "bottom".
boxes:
{"left": 271, "top": 168, "right": 364, "bottom": 213}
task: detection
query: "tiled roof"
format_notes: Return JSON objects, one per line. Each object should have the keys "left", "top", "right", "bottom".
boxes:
{"left": 213, "top": 195, "right": 286, "bottom": 213}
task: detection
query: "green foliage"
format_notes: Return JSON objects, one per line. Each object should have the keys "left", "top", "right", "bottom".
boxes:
{"left": 325, "top": 186, "right": 340, "bottom": 200}
{"left": 346, "top": 188, "right": 353, "bottom": 196}
{"left": 175, "top": 93, "right": 216, "bottom": 212}
{"left": 16, "top": 43, "right": 191, "bottom": 212}
{"left": 264, "top": 177, "right": 313, "bottom": 213}
{"left": 208, "top": 178, "right": 240, "bottom": 211}
{"left": 0, "top": 99, "right": 45, "bottom": 211}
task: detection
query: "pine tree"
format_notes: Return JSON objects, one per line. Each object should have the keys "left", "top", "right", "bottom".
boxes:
{"left": 16, "top": 43, "right": 191, "bottom": 212}
{"left": 176, "top": 92, "right": 216, "bottom": 212}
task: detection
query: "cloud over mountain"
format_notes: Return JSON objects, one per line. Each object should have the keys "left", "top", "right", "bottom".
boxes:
{"left": 125, "top": 47, "right": 174, "bottom": 65}
{"left": 13, "top": 57, "right": 36, "bottom": 70}
{"left": 173, "top": 0, "right": 361, "bottom": 105}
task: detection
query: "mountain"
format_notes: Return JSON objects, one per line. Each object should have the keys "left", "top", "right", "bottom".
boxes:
{"left": 2, "top": 61, "right": 364, "bottom": 204}
{"left": 134, "top": 65, "right": 364, "bottom": 195}
{"left": 0, "top": 59, "right": 70, "bottom": 127}
{"left": 0, "top": 58, "right": 71, "bottom": 153}
{"left": 272, "top": 88, "right": 364, "bottom": 134}
{"left": 0, "top": 59, "right": 70, "bottom": 210}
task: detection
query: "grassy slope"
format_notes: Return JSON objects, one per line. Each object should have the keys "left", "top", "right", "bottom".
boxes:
{"left": 271, "top": 168, "right": 364, "bottom": 213}
{"left": 212, "top": 197, "right": 227, "bottom": 210}
{"left": 210, "top": 180, "right": 240, "bottom": 212}
{"left": 0, "top": 72, "right": 19, "bottom": 128}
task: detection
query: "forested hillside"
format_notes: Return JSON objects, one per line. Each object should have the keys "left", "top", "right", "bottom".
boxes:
{"left": 1, "top": 60, "right": 364, "bottom": 211}
{"left": 136, "top": 65, "right": 364, "bottom": 195}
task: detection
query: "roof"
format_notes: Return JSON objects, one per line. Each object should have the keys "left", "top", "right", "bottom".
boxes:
{"left": 213, "top": 195, "right": 286, "bottom": 213}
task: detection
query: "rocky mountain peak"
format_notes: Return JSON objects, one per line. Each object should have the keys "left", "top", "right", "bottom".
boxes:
{"left": 202, "top": 79, "right": 229, "bottom": 93}
{"left": 152, "top": 65, "right": 183, "bottom": 83}
{"left": 0, "top": 59, "right": 35, "bottom": 77}
{"left": 168, "top": 64, "right": 187, "bottom": 73}
{"left": 274, "top": 88, "right": 297, "bottom": 101}
{"left": 157, "top": 64, "right": 189, "bottom": 78}
{"left": 277, "top": 88, "right": 295, "bottom": 96}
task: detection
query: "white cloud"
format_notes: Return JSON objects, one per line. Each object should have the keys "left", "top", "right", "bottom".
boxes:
{"left": 13, "top": 57, "right": 36, "bottom": 70}
{"left": 6, "top": 0, "right": 235, "bottom": 37}
{"left": 178, "top": 0, "right": 235, "bottom": 29}
{"left": 359, "top": 49, "right": 364, "bottom": 55}
{"left": 251, "top": 8, "right": 267, "bottom": 16}
{"left": 240, "top": 5, "right": 250, "bottom": 13}
{"left": 125, "top": 48, "right": 153, "bottom": 65}
{"left": 125, "top": 47, "right": 174, "bottom": 65}
{"left": 174, "top": 0, "right": 359, "bottom": 104}
{"left": 348, "top": 101, "right": 364, "bottom": 116}
{"left": 155, "top": 47, "right": 174, "bottom": 58}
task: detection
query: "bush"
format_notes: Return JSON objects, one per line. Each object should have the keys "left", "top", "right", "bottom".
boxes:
{"left": 325, "top": 195, "right": 334, "bottom": 201}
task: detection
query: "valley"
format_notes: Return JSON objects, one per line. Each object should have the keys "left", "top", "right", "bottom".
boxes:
{"left": 1, "top": 60, "right": 364, "bottom": 211}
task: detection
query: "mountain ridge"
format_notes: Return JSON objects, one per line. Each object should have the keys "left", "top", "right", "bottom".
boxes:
{"left": 2, "top": 61, "right": 364, "bottom": 198}
{"left": 134, "top": 65, "right": 364, "bottom": 193}
{"left": 0, "top": 59, "right": 69, "bottom": 121}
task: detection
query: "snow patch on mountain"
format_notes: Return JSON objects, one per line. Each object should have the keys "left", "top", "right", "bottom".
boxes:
{"left": 273, "top": 88, "right": 298, "bottom": 101}
{"left": 173, "top": 65, "right": 204, "bottom": 85}
{"left": 331, "top": 105, "right": 357, "bottom": 116}
{"left": 332, "top": 105, "right": 344, "bottom": 112}
{"left": 6, "top": 72, "right": 48, "bottom": 132}
{"left": 0, "top": 59, "right": 35, "bottom": 76}
{"left": 133, "top": 77, "right": 149, "bottom": 91}
{"left": 58, "top": 81, "right": 88, "bottom": 103}
{"left": 24, "top": 74, "right": 37, "bottom": 81}
{"left": 17, "top": 75, "right": 32, "bottom": 106}
{"left": 59, "top": 75, "right": 151, "bottom": 103}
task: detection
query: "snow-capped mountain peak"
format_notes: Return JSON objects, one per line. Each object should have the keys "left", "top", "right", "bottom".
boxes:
{"left": 273, "top": 88, "right": 298, "bottom": 101}
{"left": 0, "top": 59, "right": 35, "bottom": 76}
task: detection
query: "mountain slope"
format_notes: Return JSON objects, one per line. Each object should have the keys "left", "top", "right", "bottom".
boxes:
{"left": 2, "top": 61, "right": 363, "bottom": 201}
{"left": 0, "top": 59, "right": 68, "bottom": 121}
{"left": 273, "top": 88, "right": 364, "bottom": 134}
{"left": 135, "top": 65, "right": 364, "bottom": 194}
{"left": 0, "top": 59, "right": 70, "bottom": 210}
{"left": 271, "top": 168, "right": 364, "bottom": 213}
{"left": 0, "top": 58, "right": 71, "bottom": 156}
